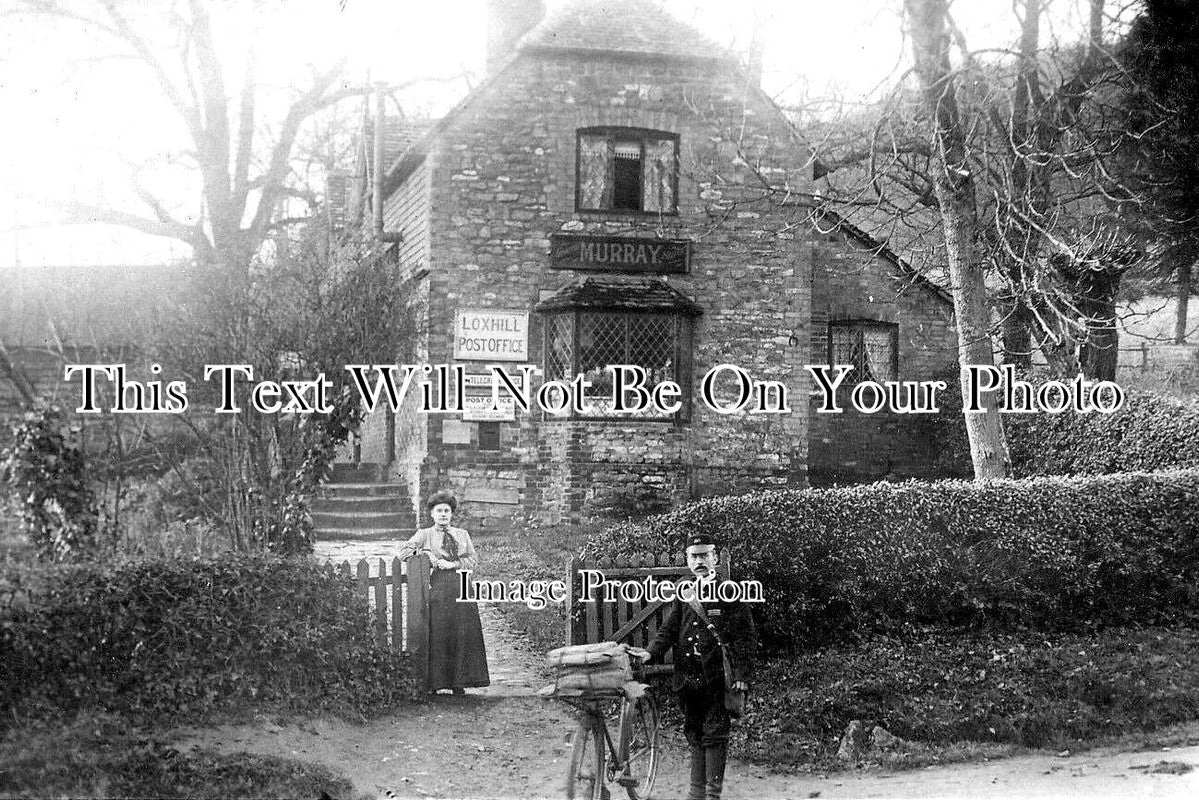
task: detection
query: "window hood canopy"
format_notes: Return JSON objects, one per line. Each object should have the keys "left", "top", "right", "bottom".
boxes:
{"left": 534, "top": 276, "right": 703, "bottom": 316}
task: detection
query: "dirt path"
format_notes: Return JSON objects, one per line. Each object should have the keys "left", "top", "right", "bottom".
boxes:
{"left": 176, "top": 699, "right": 1199, "bottom": 800}
{"left": 175, "top": 593, "right": 1199, "bottom": 799}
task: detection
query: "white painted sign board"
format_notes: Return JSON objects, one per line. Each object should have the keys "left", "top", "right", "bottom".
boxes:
{"left": 454, "top": 309, "right": 529, "bottom": 362}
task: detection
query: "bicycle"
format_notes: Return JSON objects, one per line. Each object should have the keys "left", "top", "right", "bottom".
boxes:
{"left": 555, "top": 649, "right": 660, "bottom": 800}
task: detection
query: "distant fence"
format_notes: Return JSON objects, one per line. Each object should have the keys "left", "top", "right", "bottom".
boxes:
{"left": 335, "top": 554, "right": 429, "bottom": 660}
{"left": 565, "top": 550, "right": 731, "bottom": 675}
{"left": 1028, "top": 342, "right": 1196, "bottom": 374}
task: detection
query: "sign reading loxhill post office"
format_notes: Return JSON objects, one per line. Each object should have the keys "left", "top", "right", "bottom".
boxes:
{"left": 550, "top": 234, "right": 690, "bottom": 273}
{"left": 454, "top": 309, "right": 529, "bottom": 362}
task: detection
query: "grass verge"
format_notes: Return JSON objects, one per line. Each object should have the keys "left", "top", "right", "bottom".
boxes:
{"left": 741, "top": 625, "right": 1199, "bottom": 772}
{"left": 0, "top": 712, "right": 358, "bottom": 800}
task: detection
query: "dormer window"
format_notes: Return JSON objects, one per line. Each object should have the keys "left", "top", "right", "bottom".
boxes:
{"left": 577, "top": 128, "right": 678, "bottom": 214}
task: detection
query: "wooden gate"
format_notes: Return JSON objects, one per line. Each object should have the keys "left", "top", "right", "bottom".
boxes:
{"left": 565, "top": 550, "right": 730, "bottom": 675}
{"left": 335, "top": 554, "right": 429, "bottom": 661}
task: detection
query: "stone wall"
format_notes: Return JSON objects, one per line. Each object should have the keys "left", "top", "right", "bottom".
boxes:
{"left": 379, "top": 50, "right": 815, "bottom": 527}
{"left": 807, "top": 230, "right": 959, "bottom": 484}
{"left": 357, "top": 46, "right": 964, "bottom": 525}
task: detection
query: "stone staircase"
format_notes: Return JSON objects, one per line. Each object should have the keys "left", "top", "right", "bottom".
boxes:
{"left": 312, "top": 462, "right": 416, "bottom": 541}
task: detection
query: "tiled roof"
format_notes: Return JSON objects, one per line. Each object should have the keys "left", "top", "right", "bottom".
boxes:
{"left": 382, "top": 2, "right": 736, "bottom": 188}
{"left": 519, "top": 0, "right": 731, "bottom": 63}
{"left": 366, "top": 115, "right": 433, "bottom": 175}
{"left": 813, "top": 208, "right": 952, "bottom": 303}
{"left": 534, "top": 275, "right": 703, "bottom": 315}
{"left": 0, "top": 264, "right": 190, "bottom": 347}
{"left": 348, "top": 115, "right": 434, "bottom": 218}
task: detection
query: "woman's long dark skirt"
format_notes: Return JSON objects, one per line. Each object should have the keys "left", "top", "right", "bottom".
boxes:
{"left": 427, "top": 568, "right": 490, "bottom": 690}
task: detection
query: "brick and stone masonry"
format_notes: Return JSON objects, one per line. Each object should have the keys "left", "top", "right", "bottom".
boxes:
{"left": 351, "top": 0, "right": 959, "bottom": 528}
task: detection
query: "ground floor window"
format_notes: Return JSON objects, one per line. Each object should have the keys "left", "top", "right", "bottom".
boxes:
{"left": 543, "top": 310, "right": 692, "bottom": 419}
{"left": 828, "top": 320, "right": 899, "bottom": 383}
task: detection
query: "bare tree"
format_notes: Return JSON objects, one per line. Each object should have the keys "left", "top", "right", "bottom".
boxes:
{"left": 819, "top": 0, "right": 1144, "bottom": 386}
{"left": 4, "top": 1, "right": 448, "bottom": 551}
{"left": 902, "top": 0, "right": 1012, "bottom": 479}
{"left": 10, "top": 0, "right": 367, "bottom": 274}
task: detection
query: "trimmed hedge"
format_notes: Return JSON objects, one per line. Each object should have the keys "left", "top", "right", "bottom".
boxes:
{"left": 0, "top": 554, "right": 416, "bottom": 721}
{"left": 582, "top": 470, "right": 1199, "bottom": 651}
{"left": 1007, "top": 390, "right": 1199, "bottom": 476}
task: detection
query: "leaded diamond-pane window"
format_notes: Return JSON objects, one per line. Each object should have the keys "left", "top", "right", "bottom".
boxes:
{"left": 545, "top": 314, "right": 574, "bottom": 381}
{"left": 543, "top": 310, "right": 690, "bottom": 419}
{"left": 577, "top": 128, "right": 679, "bottom": 214}
{"left": 828, "top": 321, "right": 899, "bottom": 384}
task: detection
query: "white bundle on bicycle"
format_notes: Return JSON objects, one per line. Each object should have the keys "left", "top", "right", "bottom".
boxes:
{"left": 539, "top": 641, "right": 635, "bottom": 697}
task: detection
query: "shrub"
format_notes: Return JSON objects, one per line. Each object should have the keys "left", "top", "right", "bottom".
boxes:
{"left": 0, "top": 713, "right": 355, "bottom": 799}
{"left": 582, "top": 469, "right": 1199, "bottom": 651}
{"left": 1, "top": 405, "right": 98, "bottom": 561}
{"left": 1006, "top": 390, "right": 1199, "bottom": 476}
{"left": 932, "top": 382, "right": 1199, "bottom": 478}
{"left": 0, "top": 553, "right": 416, "bottom": 722}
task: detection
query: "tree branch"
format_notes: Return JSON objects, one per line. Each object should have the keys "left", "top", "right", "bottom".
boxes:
{"left": 245, "top": 58, "right": 349, "bottom": 245}
{"left": 96, "top": 0, "right": 204, "bottom": 143}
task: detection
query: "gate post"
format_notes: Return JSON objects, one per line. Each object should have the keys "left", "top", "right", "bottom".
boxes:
{"left": 564, "top": 554, "right": 577, "bottom": 646}
{"left": 406, "top": 554, "right": 430, "bottom": 688}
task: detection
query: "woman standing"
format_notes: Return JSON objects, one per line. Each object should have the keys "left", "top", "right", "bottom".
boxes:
{"left": 398, "top": 490, "right": 490, "bottom": 694}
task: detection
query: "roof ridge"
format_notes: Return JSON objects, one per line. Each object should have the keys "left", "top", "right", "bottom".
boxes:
{"left": 518, "top": 0, "right": 734, "bottom": 63}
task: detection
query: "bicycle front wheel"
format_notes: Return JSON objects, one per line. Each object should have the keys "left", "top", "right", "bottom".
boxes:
{"left": 616, "top": 693, "right": 660, "bottom": 800}
{"left": 566, "top": 715, "right": 607, "bottom": 800}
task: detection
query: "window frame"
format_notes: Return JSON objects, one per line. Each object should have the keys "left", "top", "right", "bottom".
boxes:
{"left": 541, "top": 308, "right": 693, "bottom": 422}
{"left": 826, "top": 320, "right": 900, "bottom": 384}
{"left": 575, "top": 127, "right": 681, "bottom": 217}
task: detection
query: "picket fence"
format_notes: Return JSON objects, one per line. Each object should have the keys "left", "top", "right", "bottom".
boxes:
{"left": 341, "top": 549, "right": 732, "bottom": 679}
{"left": 334, "top": 553, "right": 429, "bottom": 656}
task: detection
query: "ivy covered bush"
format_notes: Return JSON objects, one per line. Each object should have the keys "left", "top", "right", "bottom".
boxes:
{"left": 932, "top": 385, "right": 1199, "bottom": 478}
{"left": 583, "top": 469, "right": 1199, "bottom": 651}
{"left": 0, "top": 554, "right": 416, "bottom": 721}
{"left": 1006, "top": 390, "right": 1199, "bottom": 476}
{"left": 1, "top": 404, "right": 98, "bottom": 561}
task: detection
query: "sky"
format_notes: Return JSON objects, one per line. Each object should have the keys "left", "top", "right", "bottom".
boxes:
{"left": 0, "top": 0, "right": 1106, "bottom": 269}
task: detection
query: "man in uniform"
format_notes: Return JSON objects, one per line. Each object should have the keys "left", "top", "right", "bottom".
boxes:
{"left": 629, "top": 534, "right": 757, "bottom": 800}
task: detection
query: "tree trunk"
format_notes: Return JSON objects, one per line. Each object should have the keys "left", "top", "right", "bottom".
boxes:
{"left": 1080, "top": 323, "right": 1118, "bottom": 380}
{"left": 1041, "top": 337, "right": 1080, "bottom": 378}
{"left": 1176, "top": 260, "right": 1193, "bottom": 345}
{"left": 999, "top": 0, "right": 1042, "bottom": 372}
{"left": 1078, "top": 267, "right": 1122, "bottom": 381}
{"left": 905, "top": 0, "right": 1011, "bottom": 480}
{"left": 1079, "top": 294, "right": 1120, "bottom": 381}
{"left": 1001, "top": 296, "right": 1034, "bottom": 369}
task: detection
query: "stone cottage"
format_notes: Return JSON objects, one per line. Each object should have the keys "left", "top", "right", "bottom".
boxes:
{"left": 340, "top": 0, "right": 959, "bottom": 528}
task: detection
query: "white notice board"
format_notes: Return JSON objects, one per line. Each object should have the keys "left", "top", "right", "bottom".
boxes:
{"left": 453, "top": 309, "right": 529, "bottom": 362}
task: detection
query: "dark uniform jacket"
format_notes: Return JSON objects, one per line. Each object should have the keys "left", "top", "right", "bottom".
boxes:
{"left": 647, "top": 597, "right": 757, "bottom": 692}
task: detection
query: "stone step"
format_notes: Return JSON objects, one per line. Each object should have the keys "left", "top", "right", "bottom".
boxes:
{"left": 312, "top": 495, "right": 410, "bottom": 514}
{"left": 321, "top": 482, "right": 407, "bottom": 498}
{"left": 313, "top": 527, "right": 415, "bottom": 542}
{"left": 312, "top": 510, "right": 412, "bottom": 530}
{"left": 329, "top": 462, "right": 382, "bottom": 483}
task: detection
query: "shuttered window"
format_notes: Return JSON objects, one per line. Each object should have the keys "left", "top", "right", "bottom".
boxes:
{"left": 576, "top": 128, "right": 679, "bottom": 214}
